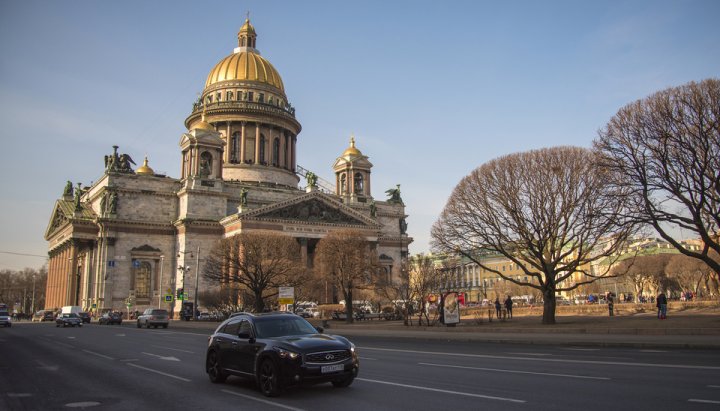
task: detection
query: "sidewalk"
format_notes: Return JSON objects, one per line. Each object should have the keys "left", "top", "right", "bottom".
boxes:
{"left": 169, "top": 309, "right": 720, "bottom": 349}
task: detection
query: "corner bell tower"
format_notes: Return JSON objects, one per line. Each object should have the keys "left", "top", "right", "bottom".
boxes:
{"left": 333, "top": 136, "right": 373, "bottom": 203}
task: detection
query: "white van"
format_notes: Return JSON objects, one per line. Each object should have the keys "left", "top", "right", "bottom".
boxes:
{"left": 61, "top": 306, "right": 82, "bottom": 315}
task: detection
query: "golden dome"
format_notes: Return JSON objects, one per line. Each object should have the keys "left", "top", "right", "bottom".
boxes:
{"left": 205, "top": 51, "right": 284, "bottom": 91}
{"left": 135, "top": 156, "right": 155, "bottom": 176}
{"left": 205, "top": 19, "right": 284, "bottom": 92}
{"left": 342, "top": 135, "right": 362, "bottom": 157}
{"left": 193, "top": 110, "right": 215, "bottom": 131}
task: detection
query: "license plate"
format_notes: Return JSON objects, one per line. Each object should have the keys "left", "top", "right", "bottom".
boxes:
{"left": 321, "top": 364, "right": 344, "bottom": 373}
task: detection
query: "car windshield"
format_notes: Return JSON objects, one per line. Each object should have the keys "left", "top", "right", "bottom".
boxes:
{"left": 151, "top": 310, "right": 167, "bottom": 315}
{"left": 254, "top": 316, "right": 318, "bottom": 338}
{"left": 63, "top": 313, "right": 78, "bottom": 318}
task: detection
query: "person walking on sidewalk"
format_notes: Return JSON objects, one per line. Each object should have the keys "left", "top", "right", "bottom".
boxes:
{"left": 504, "top": 295, "right": 513, "bottom": 319}
{"left": 607, "top": 293, "right": 614, "bottom": 317}
{"left": 494, "top": 297, "right": 502, "bottom": 319}
{"left": 657, "top": 292, "right": 668, "bottom": 319}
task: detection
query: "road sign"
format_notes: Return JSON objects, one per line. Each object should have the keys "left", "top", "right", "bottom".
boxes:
{"left": 92, "top": 303, "right": 97, "bottom": 308}
{"left": 278, "top": 286, "right": 294, "bottom": 305}
{"left": 107, "top": 260, "right": 115, "bottom": 267}
{"left": 164, "top": 294, "right": 173, "bottom": 302}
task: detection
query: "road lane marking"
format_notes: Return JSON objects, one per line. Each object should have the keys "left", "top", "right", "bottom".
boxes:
{"left": 639, "top": 350, "right": 667, "bottom": 353}
{"left": 511, "top": 352, "right": 552, "bottom": 356}
{"left": 82, "top": 349, "right": 115, "bottom": 360}
{"left": 419, "top": 362, "right": 610, "bottom": 380}
{"left": 142, "top": 352, "right": 180, "bottom": 361}
{"left": 689, "top": 399, "right": 720, "bottom": 404}
{"left": 67, "top": 336, "right": 76, "bottom": 339}
{"left": 708, "top": 385, "right": 720, "bottom": 388}
{"left": 360, "top": 346, "right": 720, "bottom": 370}
{"left": 221, "top": 389, "right": 307, "bottom": 411}
{"left": 152, "top": 345, "right": 194, "bottom": 354}
{"left": 115, "top": 334, "right": 126, "bottom": 337}
{"left": 357, "top": 378, "right": 526, "bottom": 403}
{"left": 359, "top": 357, "right": 377, "bottom": 361}
{"left": 127, "top": 363, "right": 190, "bottom": 382}
{"left": 563, "top": 348, "right": 598, "bottom": 351}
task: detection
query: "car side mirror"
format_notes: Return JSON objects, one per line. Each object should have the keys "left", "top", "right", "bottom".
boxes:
{"left": 315, "top": 326, "right": 324, "bottom": 334}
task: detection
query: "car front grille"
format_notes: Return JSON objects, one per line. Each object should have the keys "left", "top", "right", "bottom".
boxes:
{"left": 304, "top": 350, "right": 351, "bottom": 364}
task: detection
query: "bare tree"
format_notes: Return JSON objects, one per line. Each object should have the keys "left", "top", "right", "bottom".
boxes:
{"left": 432, "top": 146, "right": 637, "bottom": 324}
{"left": 315, "top": 229, "right": 379, "bottom": 323}
{"left": 203, "top": 232, "right": 308, "bottom": 313}
{"left": 612, "top": 254, "right": 673, "bottom": 302}
{"left": 595, "top": 78, "right": 720, "bottom": 279}
{"left": 666, "top": 254, "right": 714, "bottom": 297}
{"left": 408, "top": 254, "right": 443, "bottom": 326}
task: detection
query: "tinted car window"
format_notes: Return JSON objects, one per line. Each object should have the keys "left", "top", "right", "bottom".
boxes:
{"left": 254, "top": 316, "right": 316, "bottom": 338}
{"left": 238, "top": 320, "right": 252, "bottom": 336}
{"left": 151, "top": 310, "right": 167, "bottom": 316}
{"left": 222, "top": 320, "right": 240, "bottom": 336}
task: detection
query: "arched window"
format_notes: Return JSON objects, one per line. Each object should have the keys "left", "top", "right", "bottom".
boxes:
{"left": 227, "top": 91, "right": 233, "bottom": 101}
{"left": 354, "top": 172, "right": 364, "bottom": 193}
{"left": 340, "top": 173, "right": 347, "bottom": 194}
{"left": 245, "top": 137, "right": 255, "bottom": 163}
{"left": 134, "top": 261, "right": 152, "bottom": 299}
{"left": 200, "top": 151, "right": 213, "bottom": 177}
{"left": 259, "top": 134, "right": 266, "bottom": 164}
{"left": 231, "top": 132, "right": 239, "bottom": 163}
{"left": 272, "top": 138, "right": 280, "bottom": 166}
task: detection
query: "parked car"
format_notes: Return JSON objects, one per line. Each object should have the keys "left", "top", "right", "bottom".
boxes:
{"left": 0, "top": 310, "right": 11, "bottom": 327}
{"left": 137, "top": 308, "right": 169, "bottom": 329}
{"left": 205, "top": 311, "right": 359, "bottom": 397}
{"left": 56, "top": 313, "right": 83, "bottom": 327}
{"left": 32, "top": 310, "right": 55, "bottom": 322}
{"left": 78, "top": 312, "right": 91, "bottom": 324}
{"left": 98, "top": 312, "right": 123, "bottom": 325}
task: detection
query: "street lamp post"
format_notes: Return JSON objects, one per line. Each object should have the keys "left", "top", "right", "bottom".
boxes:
{"left": 157, "top": 255, "right": 164, "bottom": 308}
{"left": 193, "top": 245, "right": 200, "bottom": 320}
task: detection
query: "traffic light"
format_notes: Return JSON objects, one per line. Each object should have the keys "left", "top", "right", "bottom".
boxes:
{"left": 176, "top": 288, "right": 184, "bottom": 299}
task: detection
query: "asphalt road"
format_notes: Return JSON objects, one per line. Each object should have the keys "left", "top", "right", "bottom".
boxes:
{"left": 2, "top": 322, "right": 720, "bottom": 410}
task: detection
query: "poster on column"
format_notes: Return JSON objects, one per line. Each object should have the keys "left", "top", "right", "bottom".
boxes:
{"left": 443, "top": 292, "right": 460, "bottom": 325}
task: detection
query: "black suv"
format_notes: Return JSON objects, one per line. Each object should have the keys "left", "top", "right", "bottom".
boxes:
{"left": 205, "top": 312, "right": 359, "bottom": 396}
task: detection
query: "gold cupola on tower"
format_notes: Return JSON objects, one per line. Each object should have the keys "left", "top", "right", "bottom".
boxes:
{"left": 334, "top": 135, "right": 373, "bottom": 202}
{"left": 135, "top": 156, "right": 155, "bottom": 176}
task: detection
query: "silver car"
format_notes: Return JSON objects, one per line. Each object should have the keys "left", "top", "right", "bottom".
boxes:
{"left": 137, "top": 309, "right": 169, "bottom": 329}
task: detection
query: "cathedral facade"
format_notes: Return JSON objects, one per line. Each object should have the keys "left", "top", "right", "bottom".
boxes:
{"left": 43, "top": 20, "right": 411, "bottom": 314}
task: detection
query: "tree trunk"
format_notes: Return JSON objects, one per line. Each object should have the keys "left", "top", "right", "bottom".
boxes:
{"left": 344, "top": 287, "right": 353, "bottom": 324}
{"left": 254, "top": 290, "right": 265, "bottom": 313}
{"left": 542, "top": 287, "right": 556, "bottom": 324}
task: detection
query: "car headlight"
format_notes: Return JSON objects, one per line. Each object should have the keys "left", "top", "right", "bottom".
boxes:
{"left": 274, "top": 347, "right": 300, "bottom": 360}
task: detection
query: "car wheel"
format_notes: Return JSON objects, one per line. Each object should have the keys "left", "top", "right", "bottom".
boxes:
{"left": 56, "top": 324, "right": 60, "bottom": 327}
{"left": 137, "top": 321, "right": 141, "bottom": 328}
{"left": 162, "top": 324, "right": 168, "bottom": 329}
{"left": 331, "top": 375, "right": 355, "bottom": 388}
{"left": 206, "top": 350, "right": 227, "bottom": 383}
{"left": 258, "top": 359, "right": 281, "bottom": 397}
{"left": 147, "top": 323, "right": 151, "bottom": 329}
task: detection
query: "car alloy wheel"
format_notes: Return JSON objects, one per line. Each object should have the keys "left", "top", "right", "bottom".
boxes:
{"left": 258, "top": 359, "right": 280, "bottom": 397}
{"left": 206, "top": 350, "right": 226, "bottom": 383}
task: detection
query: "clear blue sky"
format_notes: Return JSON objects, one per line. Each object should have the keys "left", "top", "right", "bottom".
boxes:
{"left": 1, "top": 0, "right": 718, "bottom": 270}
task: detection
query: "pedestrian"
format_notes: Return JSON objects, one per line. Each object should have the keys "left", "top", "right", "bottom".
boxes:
{"left": 607, "top": 293, "right": 614, "bottom": 317}
{"left": 657, "top": 292, "right": 668, "bottom": 319}
{"left": 494, "top": 297, "right": 501, "bottom": 319}
{"left": 504, "top": 295, "right": 513, "bottom": 319}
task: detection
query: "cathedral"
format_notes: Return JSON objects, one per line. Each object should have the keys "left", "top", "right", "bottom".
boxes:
{"left": 43, "top": 19, "right": 411, "bottom": 315}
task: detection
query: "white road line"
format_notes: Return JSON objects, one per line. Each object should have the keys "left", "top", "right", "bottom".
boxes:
{"left": 221, "top": 389, "right": 307, "bottom": 411}
{"left": 357, "top": 378, "right": 526, "bottom": 403}
{"left": 82, "top": 349, "right": 115, "bottom": 360}
{"left": 708, "top": 385, "right": 720, "bottom": 388}
{"left": 419, "top": 362, "right": 610, "bottom": 380}
{"left": 152, "top": 345, "right": 194, "bottom": 354}
{"left": 563, "top": 348, "right": 598, "bottom": 351}
{"left": 639, "top": 350, "right": 667, "bottom": 353}
{"left": 127, "top": 363, "right": 191, "bottom": 382}
{"left": 67, "top": 336, "right": 76, "bottom": 339}
{"left": 511, "top": 352, "right": 552, "bottom": 356}
{"left": 689, "top": 399, "right": 720, "bottom": 404}
{"left": 360, "top": 346, "right": 720, "bottom": 370}
{"left": 359, "top": 357, "right": 377, "bottom": 361}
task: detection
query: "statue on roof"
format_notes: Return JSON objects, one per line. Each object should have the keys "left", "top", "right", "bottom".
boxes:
{"left": 305, "top": 171, "right": 318, "bottom": 188}
{"left": 369, "top": 199, "right": 377, "bottom": 217}
{"left": 385, "top": 184, "right": 403, "bottom": 205}
{"left": 63, "top": 180, "right": 73, "bottom": 197}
